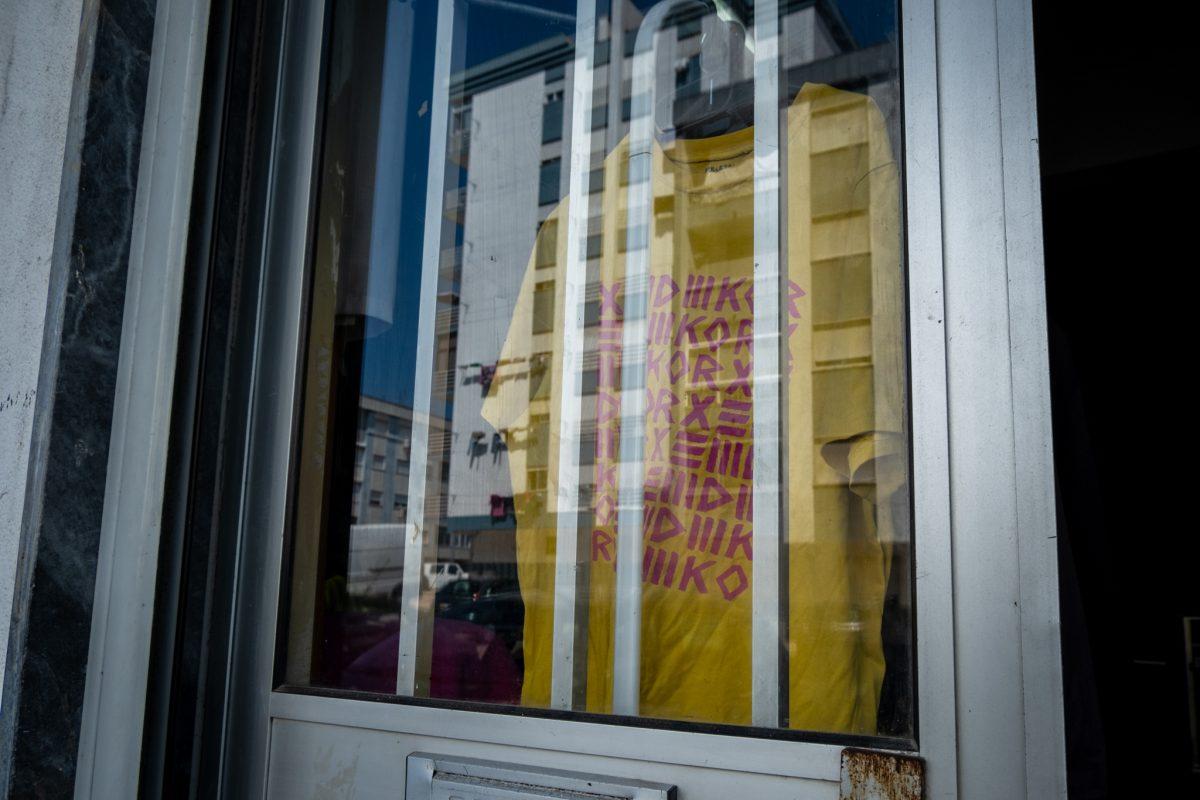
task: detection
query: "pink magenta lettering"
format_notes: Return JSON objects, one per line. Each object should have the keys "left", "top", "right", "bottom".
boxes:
{"left": 697, "top": 476, "right": 733, "bottom": 512}
{"left": 650, "top": 506, "right": 684, "bottom": 542}
{"left": 686, "top": 515, "right": 709, "bottom": 550}
{"left": 703, "top": 317, "right": 731, "bottom": 351}
{"left": 704, "top": 439, "right": 747, "bottom": 478}
{"left": 592, "top": 529, "right": 614, "bottom": 562}
{"left": 673, "top": 313, "right": 706, "bottom": 347}
{"left": 733, "top": 318, "right": 754, "bottom": 355}
{"left": 725, "top": 522, "right": 753, "bottom": 560}
{"left": 646, "top": 388, "right": 679, "bottom": 423}
{"left": 596, "top": 427, "right": 616, "bottom": 459}
{"left": 669, "top": 432, "right": 706, "bottom": 469}
{"left": 787, "top": 280, "right": 806, "bottom": 319}
{"left": 593, "top": 493, "right": 616, "bottom": 526}
{"left": 690, "top": 354, "right": 720, "bottom": 389}
{"left": 716, "top": 403, "right": 750, "bottom": 438}
{"left": 647, "top": 311, "right": 674, "bottom": 345}
{"left": 643, "top": 466, "right": 663, "bottom": 502}
{"left": 685, "top": 472, "right": 699, "bottom": 509}
{"left": 684, "top": 275, "right": 716, "bottom": 309}
{"left": 595, "top": 462, "right": 616, "bottom": 492}
{"left": 598, "top": 318, "right": 622, "bottom": 350}
{"left": 657, "top": 468, "right": 687, "bottom": 506}
{"left": 726, "top": 358, "right": 752, "bottom": 398}
{"left": 717, "top": 564, "right": 749, "bottom": 600}
{"left": 668, "top": 350, "right": 688, "bottom": 384}
{"left": 596, "top": 390, "right": 620, "bottom": 423}
{"left": 599, "top": 281, "right": 624, "bottom": 317}
{"left": 714, "top": 277, "right": 745, "bottom": 312}
{"left": 662, "top": 549, "right": 680, "bottom": 586}
{"left": 597, "top": 351, "right": 619, "bottom": 387}
{"left": 687, "top": 515, "right": 729, "bottom": 555}
{"left": 649, "top": 547, "right": 667, "bottom": 584}
{"left": 681, "top": 393, "right": 715, "bottom": 430}
{"left": 678, "top": 555, "right": 715, "bottom": 593}
{"left": 649, "top": 425, "right": 668, "bottom": 461}
{"left": 651, "top": 275, "right": 680, "bottom": 308}
{"left": 734, "top": 484, "right": 753, "bottom": 522}
{"left": 646, "top": 346, "right": 664, "bottom": 380}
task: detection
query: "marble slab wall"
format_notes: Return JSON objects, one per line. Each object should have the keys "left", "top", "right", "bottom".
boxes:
{"left": 0, "top": 0, "right": 87, "bottom": 698}
{"left": 0, "top": 0, "right": 156, "bottom": 796}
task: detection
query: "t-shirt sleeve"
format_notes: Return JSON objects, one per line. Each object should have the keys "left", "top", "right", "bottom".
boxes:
{"left": 862, "top": 92, "right": 905, "bottom": 442}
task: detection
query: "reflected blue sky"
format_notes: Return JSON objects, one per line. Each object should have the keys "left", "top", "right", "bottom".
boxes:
{"left": 358, "top": 0, "right": 895, "bottom": 409}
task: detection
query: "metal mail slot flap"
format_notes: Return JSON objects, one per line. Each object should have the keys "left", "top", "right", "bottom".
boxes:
{"left": 406, "top": 753, "right": 677, "bottom": 800}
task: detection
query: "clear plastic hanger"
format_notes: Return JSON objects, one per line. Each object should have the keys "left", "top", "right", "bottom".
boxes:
{"left": 663, "top": 0, "right": 757, "bottom": 139}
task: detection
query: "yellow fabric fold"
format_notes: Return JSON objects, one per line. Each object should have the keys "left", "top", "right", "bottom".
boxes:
{"left": 481, "top": 83, "right": 905, "bottom": 734}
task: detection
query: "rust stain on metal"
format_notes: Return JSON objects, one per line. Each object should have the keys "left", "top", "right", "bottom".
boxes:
{"left": 840, "top": 748, "right": 925, "bottom": 800}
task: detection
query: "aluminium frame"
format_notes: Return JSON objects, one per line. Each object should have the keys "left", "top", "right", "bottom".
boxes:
{"left": 76, "top": 0, "right": 1066, "bottom": 796}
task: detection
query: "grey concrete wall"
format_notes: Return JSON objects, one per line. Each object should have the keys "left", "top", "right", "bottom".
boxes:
{"left": 0, "top": 0, "right": 85, "bottom": 696}
{"left": 1, "top": 0, "right": 156, "bottom": 790}
{"left": 446, "top": 72, "right": 544, "bottom": 523}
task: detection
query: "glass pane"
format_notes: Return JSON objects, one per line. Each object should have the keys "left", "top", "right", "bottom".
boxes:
{"left": 285, "top": 0, "right": 911, "bottom": 740}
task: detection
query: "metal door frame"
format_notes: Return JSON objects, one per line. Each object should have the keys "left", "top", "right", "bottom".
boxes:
{"left": 73, "top": 0, "right": 215, "bottom": 796}
{"left": 78, "top": 0, "right": 1066, "bottom": 796}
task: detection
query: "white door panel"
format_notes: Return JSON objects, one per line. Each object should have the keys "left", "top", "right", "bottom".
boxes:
{"left": 267, "top": 719, "right": 838, "bottom": 800}
{"left": 205, "top": 0, "right": 1064, "bottom": 797}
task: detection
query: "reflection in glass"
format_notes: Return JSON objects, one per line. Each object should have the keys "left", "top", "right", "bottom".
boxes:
{"left": 286, "top": 0, "right": 911, "bottom": 740}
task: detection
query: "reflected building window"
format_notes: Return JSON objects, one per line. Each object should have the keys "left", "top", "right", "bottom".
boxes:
{"left": 285, "top": 0, "right": 911, "bottom": 736}
{"left": 542, "top": 92, "right": 564, "bottom": 144}
{"left": 538, "top": 158, "right": 561, "bottom": 207}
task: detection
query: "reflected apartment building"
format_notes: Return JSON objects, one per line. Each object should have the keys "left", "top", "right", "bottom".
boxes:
{"left": 3, "top": 0, "right": 1143, "bottom": 793}
{"left": 375, "top": 0, "right": 904, "bottom": 590}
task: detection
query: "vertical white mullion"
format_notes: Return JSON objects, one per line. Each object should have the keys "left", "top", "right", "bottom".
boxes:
{"left": 74, "top": 0, "right": 213, "bottom": 794}
{"left": 751, "top": 0, "right": 784, "bottom": 728}
{"left": 612, "top": 3, "right": 672, "bottom": 717}
{"left": 396, "top": 0, "right": 457, "bottom": 697}
{"left": 549, "top": 0, "right": 598, "bottom": 712}
{"left": 901, "top": 0, "right": 958, "bottom": 794}
{"left": 995, "top": 0, "right": 1066, "bottom": 794}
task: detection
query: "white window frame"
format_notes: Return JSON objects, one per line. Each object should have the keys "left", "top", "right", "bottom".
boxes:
{"left": 75, "top": 0, "right": 1066, "bottom": 796}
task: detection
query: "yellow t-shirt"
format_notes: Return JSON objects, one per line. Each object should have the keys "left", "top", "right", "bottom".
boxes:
{"left": 482, "top": 83, "right": 904, "bottom": 734}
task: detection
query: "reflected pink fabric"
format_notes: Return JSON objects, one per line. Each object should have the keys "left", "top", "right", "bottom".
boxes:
{"left": 341, "top": 617, "right": 521, "bottom": 703}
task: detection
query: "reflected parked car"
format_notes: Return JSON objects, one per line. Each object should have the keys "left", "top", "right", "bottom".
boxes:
{"left": 434, "top": 578, "right": 480, "bottom": 614}
{"left": 440, "top": 589, "right": 525, "bottom": 667}
{"left": 423, "top": 561, "right": 469, "bottom": 591}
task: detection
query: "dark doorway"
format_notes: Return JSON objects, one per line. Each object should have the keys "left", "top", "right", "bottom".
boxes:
{"left": 1033, "top": 3, "right": 1200, "bottom": 796}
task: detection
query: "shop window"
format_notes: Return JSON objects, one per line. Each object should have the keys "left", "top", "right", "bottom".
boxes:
{"left": 542, "top": 93, "right": 564, "bottom": 144}
{"left": 538, "top": 158, "right": 561, "bottom": 207}
{"left": 591, "top": 104, "right": 608, "bottom": 131}
{"left": 532, "top": 282, "right": 555, "bottom": 334}
{"left": 535, "top": 220, "right": 558, "bottom": 268}
{"left": 284, "top": 0, "right": 912, "bottom": 743}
